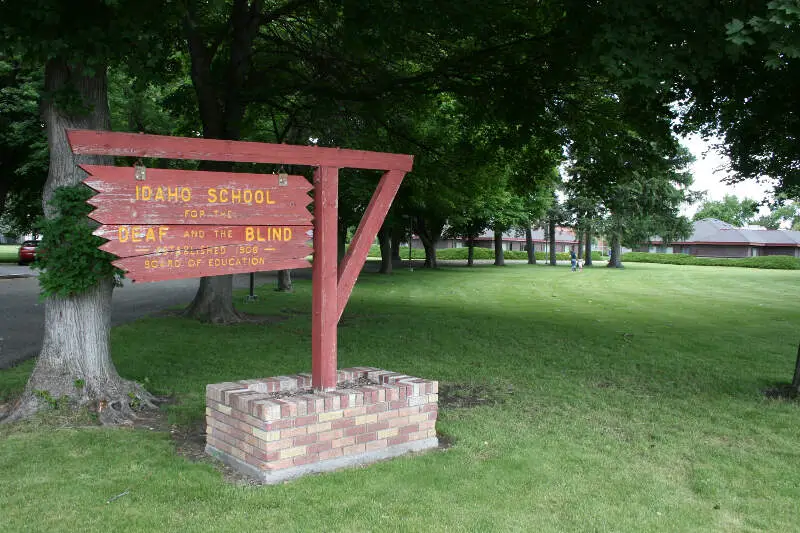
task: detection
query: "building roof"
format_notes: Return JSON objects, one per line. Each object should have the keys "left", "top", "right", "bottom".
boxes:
{"left": 654, "top": 218, "right": 800, "bottom": 247}
{"left": 474, "top": 227, "right": 578, "bottom": 243}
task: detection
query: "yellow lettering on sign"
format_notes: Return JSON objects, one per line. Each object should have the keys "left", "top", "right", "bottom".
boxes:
{"left": 245, "top": 226, "right": 293, "bottom": 242}
{"left": 207, "top": 188, "right": 276, "bottom": 204}
{"left": 118, "top": 225, "right": 169, "bottom": 244}
{"left": 136, "top": 186, "right": 190, "bottom": 202}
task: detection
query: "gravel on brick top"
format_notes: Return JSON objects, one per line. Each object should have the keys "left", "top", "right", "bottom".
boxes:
{"left": 257, "top": 375, "right": 380, "bottom": 400}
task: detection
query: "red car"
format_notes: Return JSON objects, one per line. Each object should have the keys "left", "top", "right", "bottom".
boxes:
{"left": 17, "top": 240, "right": 39, "bottom": 265}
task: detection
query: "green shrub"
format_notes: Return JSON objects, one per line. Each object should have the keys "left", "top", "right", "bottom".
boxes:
{"left": 367, "top": 244, "right": 606, "bottom": 262}
{"left": 621, "top": 252, "right": 800, "bottom": 270}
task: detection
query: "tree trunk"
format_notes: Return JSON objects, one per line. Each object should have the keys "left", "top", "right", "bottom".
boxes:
{"left": 467, "top": 237, "right": 475, "bottom": 267}
{"left": 417, "top": 217, "right": 441, "bottom": 269}
{"left": 391, "top": 224, "right": 404, "bottom": 261}
{"left": 422, "top": 241, "right": 438, "bottom": 268}
{"left": 584, "top": 227, "right": 593, "bottom": 266}
{"left": 791, "top": 342, "right": 800, "bottom": 395}
{"left": 277, "top": 270, "right": 293, "bottom": 292}
{"left": 576, "top": 228, "right": 583, "bottom": 260}
{"left": 493, "top": 228, "right": 505, "bottom": 266}
{"left": 525, "top": 227, "right": 536, "bottom": 264}
{"left": 4, "top": 60, "right": 154, "bottom": 424}
{"left": 549, "top": 218, "right": 557, "bottom": 265}
{"left": 338, "top": 221, "right": 347, "bottom": 264}
{"left": 183, "top": 275, "right": 242, "bottom": 323}
{"left": 181, "top": 0, "right": 263, "bottom": 324}
{"left": 608, "top": 233, "right": 623, "bottom": 268}
{"left": 378, "top": 225, "right": 392, "bottom": 274}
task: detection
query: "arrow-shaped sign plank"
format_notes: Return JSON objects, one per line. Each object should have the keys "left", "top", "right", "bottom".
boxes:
{"left": 113, "top": 243, "right": 311, "bottom": 283}
{"left": 82, "top": 165, "right": 312, "bottom": 225}
{"left": 95, "top": 224, "right": 312, "bottom": 258}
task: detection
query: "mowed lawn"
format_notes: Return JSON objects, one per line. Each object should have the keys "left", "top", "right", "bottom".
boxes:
{"left": 1, "top": 263, "right": 799, "bottom": 532}
{"left": 0, "top": 244, "right": 20, "bottom": 263}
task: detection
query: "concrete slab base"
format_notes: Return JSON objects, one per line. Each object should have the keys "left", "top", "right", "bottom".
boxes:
{"left": 207, "top": 437, "right": 439, "bottom": 484}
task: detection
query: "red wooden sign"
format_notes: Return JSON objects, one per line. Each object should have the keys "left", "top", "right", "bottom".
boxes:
{"left": 69, "top": 129, "right": 414, "bottom": 390}
{"left": 83, "top": 165, "right": 312, "bottom": 225}
{"left": 112, "top": 243, "right": 311, "bottom": 283}
{"left": 94, "top": 224, "right": 312, "bottom": 258}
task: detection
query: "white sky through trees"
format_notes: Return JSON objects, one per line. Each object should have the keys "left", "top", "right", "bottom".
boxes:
{"left": 680, "top": 134, "right": 775, "bottom": 218}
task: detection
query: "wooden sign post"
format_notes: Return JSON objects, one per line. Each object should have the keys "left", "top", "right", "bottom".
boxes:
{"left": 68, "top": 130, "right": 413, "bottom": 390}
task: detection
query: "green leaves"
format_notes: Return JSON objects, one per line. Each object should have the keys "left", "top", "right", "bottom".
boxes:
{"left": 692, "top": 194, "right": 759, "bottom": 227}
{"left": 33, "top": 185, "right": 122, "bottom": 297}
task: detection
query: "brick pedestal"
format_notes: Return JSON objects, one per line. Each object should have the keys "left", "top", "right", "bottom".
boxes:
{"left": 205, "top": 367, "right": 438, "bottom": 484}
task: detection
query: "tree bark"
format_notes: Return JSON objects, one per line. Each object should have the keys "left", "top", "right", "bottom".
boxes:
{"left": 183, "top": 275, "right": 242, "bottom": 323}
{"left": 584, "top": 227, "right": 593, "bottom": 266}
{"left": 467, "top": 237, "right": 475, "bottom": 267}
{"left": 4, "top": 60, "right": 154, "bottom": 424}
{"left": 390, "top": 224, "right": 404, "bottom": 261}
{"left": 525, "top": 227, "right": 536, "bottom": 264}
{"left": 791, "top": 342, "right": 800, "bottom": 395}
{"left": 608, "top": 233, "right": 623, "bottom": 268}
{"left": 493, "top": 228, "right": 505, "bottom": 266}
{"left": 181, "top": 0, "right": 264, "bottom": 324}
{"left": 378, "top": 225, "right": 392, "bottom": 274}
{"left": 422, "top": 241, "right": 438, "bottom": 268}
{"left": 338, "top": 221, "right": 347, "bottom": 263}
{"left": 417, "top": 217, "right": 441, "bottom": 268}
{"left": 277, "top": 270, "right": 293, "bottom": 292}
{"left": 549, "top": 218, "right": 557, "bottom": 265}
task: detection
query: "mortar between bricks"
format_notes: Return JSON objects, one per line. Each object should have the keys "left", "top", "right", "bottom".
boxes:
{"left": 206, "top": 367, "right": 439, "bottom": 483}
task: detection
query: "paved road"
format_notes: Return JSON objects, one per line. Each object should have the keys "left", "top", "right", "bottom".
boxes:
{"left": 0, "top": 266, "right": 305, "bottom": 369}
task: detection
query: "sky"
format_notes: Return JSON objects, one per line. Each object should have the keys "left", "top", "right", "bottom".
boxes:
{"left": 679, "top": 133, "right": 776, "bottom": 218}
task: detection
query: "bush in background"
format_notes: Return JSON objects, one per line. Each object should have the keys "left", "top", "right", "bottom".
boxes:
{"left": 622, "top": 252, "right": 800, "bottom": 270}
{"left": 368, "top": 245, "right": 605, "bottom": 262}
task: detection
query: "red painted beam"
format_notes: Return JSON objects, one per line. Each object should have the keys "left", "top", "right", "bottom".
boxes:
{"left": 337, "top": 170, "right": 406, "bottom": 321}
{"left": 82, "top": 165, "right": 312, "bottom": 225}
{"left": 311, "top": 167, "right": 339, "bottom": 390}
{"left": 68, "top": 130, "right": 414, "bottom": 172}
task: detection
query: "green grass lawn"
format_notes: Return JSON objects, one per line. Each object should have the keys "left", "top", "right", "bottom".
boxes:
{"left": 1, "top": 263, "right": 799, "bottom": 532}
{"left": 0, "top": 244, "right": 20, "bottom": 263}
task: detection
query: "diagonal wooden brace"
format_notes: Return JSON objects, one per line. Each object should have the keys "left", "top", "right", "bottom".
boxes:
{"left": 312, "top": 168, "right": 407, "bottom": 390}
{"left": 337, "top": 170, "right": 407, "bottom": 322}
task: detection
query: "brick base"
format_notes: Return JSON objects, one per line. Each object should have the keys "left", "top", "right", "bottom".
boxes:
{"left": 205, "top": 367, "right": 439, "bottom": 484}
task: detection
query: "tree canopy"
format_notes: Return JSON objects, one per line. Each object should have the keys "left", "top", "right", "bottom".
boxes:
{"left": 692, "top": 194, "right": 759, "bottom": 227}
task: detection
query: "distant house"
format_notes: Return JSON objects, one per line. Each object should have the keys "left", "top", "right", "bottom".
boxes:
{"left": 470, "top": 227, "right": 580, "bottom": 253}
{"left": 635, "top": 218, "right": 800, "bottom": 258}
{"left": 410, "top": 227, "right": 586, "bottom": 253}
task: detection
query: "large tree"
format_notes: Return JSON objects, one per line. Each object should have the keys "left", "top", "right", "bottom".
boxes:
{"left": 565, "top": 88, "right": 697, "bottom": 268}
{"left": 0, "top": 0, "right": 173, "bottom": 422}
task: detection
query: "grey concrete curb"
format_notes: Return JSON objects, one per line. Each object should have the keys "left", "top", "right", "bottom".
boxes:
{"left": 207, "top": 437, "right": 439, "bottom": 484}
{"left": 0, "top": 274, "right": 34, "bottom": 280}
